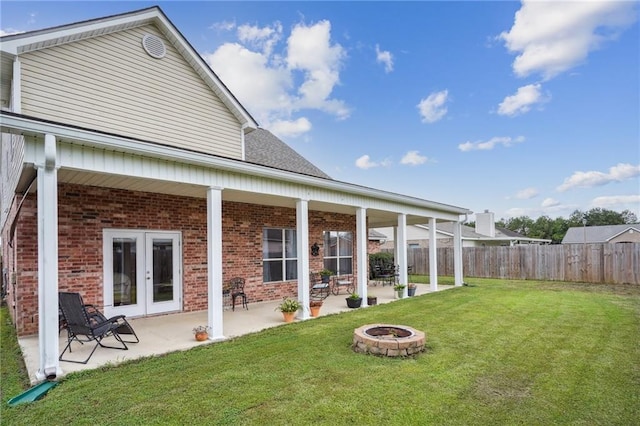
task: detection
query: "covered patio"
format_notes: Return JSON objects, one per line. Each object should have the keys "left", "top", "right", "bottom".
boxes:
{"left": 19, "top": 283, "right": 453, "bottom": 384}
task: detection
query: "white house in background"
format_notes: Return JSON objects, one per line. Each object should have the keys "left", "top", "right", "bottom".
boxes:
{"left": 376, "top": 210, "right": 551, "bottom": 248}
{"left": 562, "top": 224, "right": 640, "bottom": 244}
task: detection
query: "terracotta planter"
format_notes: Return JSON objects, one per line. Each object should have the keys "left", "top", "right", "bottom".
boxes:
{"left": 195, "top": 331, "right": 208, "bottom": 341}
{"left": 282, "top": 311, "right": 296, "bottom": 323}
{"left": 310, "top": 305, "right": 321, "bottom": 317}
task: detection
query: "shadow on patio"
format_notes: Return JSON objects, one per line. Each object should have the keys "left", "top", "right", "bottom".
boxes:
{"left": 19, "top": 283, "right": 453, "bottom": 383}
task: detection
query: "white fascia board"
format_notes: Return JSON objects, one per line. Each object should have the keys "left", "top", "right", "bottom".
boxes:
{"left": 1, "top": 112, "right": 470, "bottom": 217}
{"left": 0, "top": 8, "right": 160, "bottom": 55}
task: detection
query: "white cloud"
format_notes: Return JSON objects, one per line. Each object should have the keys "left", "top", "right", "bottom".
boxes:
{"left": 591, "top": 195, "right": 640, "bottom": 209}
{"left": 458, "top": 136, "right": 525, "bottom": 152}
{"left": 0, "top": 28, "right": 24, "bottom": 36}
{"left": 205, "top": 43, "right": 293, "bottom": 123}
{"left": 400, "top": 151, "right": 427, "bottom": 166}
{"left": 497, "top": 83, "right": 549, "bottom": 116}
{"left": 210, "top": 20, "right": 236, "bottom": 32}
{"left": 269, "top": 117, "right": 312, "bottom": 138}
{"left": 204, "top": 19, "right": 349, "bottom": 137}
{"left": 355, "top": 155, "right": 378, "bottom": 170}
{"left": 541, "top": 197, "right": 560, "bottom": 208}
{"left": 499, "top": 1, "right": 638, "bottom": 80}
{"left": 287, "top": 20, "right": 349, "bottom": 119}
{"left": 516, "top": 187, "right": 539, "bottom": 199}
{"left": 237, "top": 22, "right": 282, "bottom": 56}
{"left": 557, "top": 163, "right": 640, "bottom": 192}
{"left": 417, "top": 90, "right": 449, "bottom": 123}
{"left": 375, "top": 44, "right": 394, "bottom": 73}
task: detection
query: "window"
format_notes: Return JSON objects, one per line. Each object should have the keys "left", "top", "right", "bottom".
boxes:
{"left": 323, "top": 231, "right": 353, "bottom": 275}
{"left": 263, "top": 228, "right": 297, "bottom": 282}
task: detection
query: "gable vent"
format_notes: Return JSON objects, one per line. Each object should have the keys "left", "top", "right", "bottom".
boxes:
{"left": 141, "top": 34, "right": 166, "bottom": 59}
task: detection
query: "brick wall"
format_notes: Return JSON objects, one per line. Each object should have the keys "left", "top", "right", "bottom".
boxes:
{"left": 7, "top": 183, "right": 357, "bottom": 335}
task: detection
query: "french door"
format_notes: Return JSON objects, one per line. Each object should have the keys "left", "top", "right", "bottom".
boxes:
{"left": 103, "top": 230, "right": 182, "bottom": 318}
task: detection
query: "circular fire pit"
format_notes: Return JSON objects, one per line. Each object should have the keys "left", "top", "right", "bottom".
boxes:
{"left": 353, "top": 324, "right": 425, "bottom": 357}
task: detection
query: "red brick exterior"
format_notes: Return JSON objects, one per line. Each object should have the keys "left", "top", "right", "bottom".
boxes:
{"left": 2, "top": 183, "right": 358, "bottom": 336}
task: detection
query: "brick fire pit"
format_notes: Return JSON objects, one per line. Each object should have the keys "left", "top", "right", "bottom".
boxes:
{"left": 352, "top": 324, "right": 425, "bottom": 357}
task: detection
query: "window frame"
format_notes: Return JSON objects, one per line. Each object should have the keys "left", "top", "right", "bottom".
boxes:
{"left": 322, "top": 230, "right": 353, "bottom": 275}
{"left": 262, "top": 227, "right": 298, "bottom": 283}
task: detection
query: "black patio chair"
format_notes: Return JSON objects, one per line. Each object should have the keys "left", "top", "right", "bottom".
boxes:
{"left": 228, "top": 277, "right": 248, "bottom": 311}
{"left": 58, "top": 292, "right": 137, "bottom": 364}
{"left": 310, "top": 272, "right": 330, "bottom": 301}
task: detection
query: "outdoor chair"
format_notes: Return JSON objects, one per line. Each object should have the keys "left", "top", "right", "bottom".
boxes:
{"left": 228, "top": 277, "right": 248, "bottom": 311}
{"left": 58, "top": 292, "right": 138, "bottom": 364}
{"left": 309, "top": 272, "right": 330, "bottom": 301}
{"left": 332, "top": 274, "right": 355, "bottom": 295}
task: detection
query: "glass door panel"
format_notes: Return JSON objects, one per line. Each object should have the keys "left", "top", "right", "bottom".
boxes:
{"left": 112, "top": 238, "right": 138, "bottom": 306}
{"left": 146, "top": 232, "right": 181, "bottom": 314}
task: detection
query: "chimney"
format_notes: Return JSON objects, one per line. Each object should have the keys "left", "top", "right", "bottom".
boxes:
{"left": 475, "top": 210, "right": 495, "bottom": 237}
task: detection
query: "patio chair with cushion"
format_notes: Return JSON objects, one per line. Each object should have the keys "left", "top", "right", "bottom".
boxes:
{"left": 58, "top": 292, "right": 137, "bottom": 364}
{"left": 332, "top": 274, "right": 355, "bottom": 295}
{"left": 309, "top": 272, "right": 330, "bottom": 301}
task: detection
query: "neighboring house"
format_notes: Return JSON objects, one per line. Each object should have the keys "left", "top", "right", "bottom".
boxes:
{"left": 377, "top": 210, "right": 551, "bottom": 248}
{"left": 0, "top": 6, "right": 470, "bottom": 380}
{"left": 562, "top": 224, "right": 640, "bottom": 244}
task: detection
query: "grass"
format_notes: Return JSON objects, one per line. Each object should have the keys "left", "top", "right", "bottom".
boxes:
{"left": 2, "top": 279, "right": 639, "bottom": 425}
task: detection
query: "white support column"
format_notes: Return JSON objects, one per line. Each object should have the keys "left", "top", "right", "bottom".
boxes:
{"left": 356, "top": 207, "right": 368, "bottom": 304}
{"left": 207, "top": 187, "right": 225, "bottom": 340}
{"left": 453, "top": 220, "right": 464, "bottom": 286}
{"left": 429, "top": 217, "right": 438, "bottom": 291}
{"left": 296, "top": 199, "right": 310, "bottom": 320}
{"left": 36, "top": 134, "right": 62, "bottom": 381}
{"left": 397, "top": 214, "right": 408, "bottom": 297}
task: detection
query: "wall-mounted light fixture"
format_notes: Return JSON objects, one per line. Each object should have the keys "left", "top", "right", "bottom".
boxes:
{"left": 310, "top": 242, "right": 320, "bottom": 257}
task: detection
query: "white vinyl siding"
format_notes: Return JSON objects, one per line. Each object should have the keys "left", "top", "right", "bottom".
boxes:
{"left": 0, "top": 133, "right": 25, "bottom": 228}
{"left": 19, "top": 24, "right": 242, "bottom": 159}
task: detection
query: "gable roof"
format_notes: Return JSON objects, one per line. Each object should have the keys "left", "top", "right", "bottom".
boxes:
{"left": 562, "top": 224, "right": 640, "bottom": 244}
{"left": 0, "top": 6, "right": 258, "bottom": 130}
{"left": 244, "top": 129, "right": 331, "bottom": 179}
{"left": 416, "top": 222, "right": 551, "bottom": 244}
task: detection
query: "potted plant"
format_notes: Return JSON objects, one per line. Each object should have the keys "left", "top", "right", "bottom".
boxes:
{"left": 346, "top": 292, "right": 362, "bottom": 308}
{"left": 193, "top": 325, "right": 210, "bottom": 341}
{"left": 394, "top": 284, "right": 406, "bottom": 299}
{"left": 319, "top": 268, "right": 333, "bottom": 283}
{"left": 367, "top": 295, "right": 377, "bottom": 306}
{"left": 275, "top": 297, "right": 302, "bottom": 322}
{"left": 407, "top": 283, "right": 417, "bottom": 297}
{"left": 309, "top": 300, "right": 323, "bottom": 317}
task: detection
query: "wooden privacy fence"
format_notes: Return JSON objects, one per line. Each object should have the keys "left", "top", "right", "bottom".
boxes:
{"left": 385, "top": 243, "right": 639, "bottom": 285}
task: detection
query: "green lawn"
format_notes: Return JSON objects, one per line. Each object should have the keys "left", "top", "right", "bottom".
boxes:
{"left": 2, "top": 279, "right": 639, "bottom": 425}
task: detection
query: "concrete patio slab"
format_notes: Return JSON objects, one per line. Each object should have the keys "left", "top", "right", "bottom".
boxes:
{"left": 18, "top": 283, "right": 453, "bottom": 383}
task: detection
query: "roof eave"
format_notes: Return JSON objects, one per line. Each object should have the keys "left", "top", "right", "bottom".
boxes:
{"left": 1, "top": 111, "right": 470, "bottom": 216}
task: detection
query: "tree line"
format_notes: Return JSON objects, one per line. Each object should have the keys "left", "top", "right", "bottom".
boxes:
{"left": 467, "top": 208, "right": 638, "bottom": 244}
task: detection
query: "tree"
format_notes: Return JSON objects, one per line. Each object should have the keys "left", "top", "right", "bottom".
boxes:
{"left": 503, "top": 216, "right": 534, "bottom": 236}
{"left": 494, "top": 208, "right": 634, "bottom": 243}
{"left": 621, "top": 209, "right": 638, "bottom": 224}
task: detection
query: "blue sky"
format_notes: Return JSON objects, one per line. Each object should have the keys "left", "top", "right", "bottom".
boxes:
{"left": 2, "top": 1, "right": 639, "bottom": 221}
